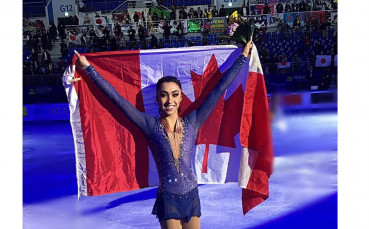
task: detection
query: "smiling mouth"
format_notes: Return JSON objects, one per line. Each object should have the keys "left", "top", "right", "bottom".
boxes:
{"left": 165, "top": 105, "right": 175, "bottom": 110}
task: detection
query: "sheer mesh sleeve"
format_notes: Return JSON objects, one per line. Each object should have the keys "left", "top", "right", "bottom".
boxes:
{"left": 84, "top": 65, "right": 155, "bottom": 134}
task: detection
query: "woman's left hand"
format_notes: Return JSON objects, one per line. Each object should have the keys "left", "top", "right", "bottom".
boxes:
{"left": 242, "top": 37, "right": 253, "bottom": 58}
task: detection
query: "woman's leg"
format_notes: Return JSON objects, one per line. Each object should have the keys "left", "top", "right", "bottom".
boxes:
{"left": 160, "top": 219, "right": 182, "bottom": 229}
{"left": 182, "top": 216, "right": 200, "bottom": 229}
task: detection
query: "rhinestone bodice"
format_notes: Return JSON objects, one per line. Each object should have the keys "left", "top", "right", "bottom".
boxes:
{"left": 146, "top": 118, "right": 198, "bottom": 194}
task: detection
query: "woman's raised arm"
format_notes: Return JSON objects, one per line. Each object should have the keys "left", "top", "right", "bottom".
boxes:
{"left": 186, "top": 38, "right": 253, "bottom": 134}
{"left": 72, "top": 51, "right": 154, "bottom": 134}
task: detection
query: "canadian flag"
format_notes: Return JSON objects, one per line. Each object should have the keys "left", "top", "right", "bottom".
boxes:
{"left": 315, "top": 55, "right": 332, "bottom": 67}
{"left": 62, "top": 46, "right": 273, "bottom": 215}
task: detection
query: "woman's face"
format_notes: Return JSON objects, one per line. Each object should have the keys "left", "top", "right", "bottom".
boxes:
{"left": 157, "top": 82, "right": 182, "bottom": 117}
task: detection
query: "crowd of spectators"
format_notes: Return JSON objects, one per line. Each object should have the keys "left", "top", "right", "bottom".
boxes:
{"left": 23, "top": 1, "right": 337, "bottom": 91}
{"left": 23, "top": 20, "right": 67, "bottom": 76}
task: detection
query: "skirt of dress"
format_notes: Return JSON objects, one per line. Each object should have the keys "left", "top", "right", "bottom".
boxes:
{"left": 151, "top": 186, "right": 201, "bottom": 223}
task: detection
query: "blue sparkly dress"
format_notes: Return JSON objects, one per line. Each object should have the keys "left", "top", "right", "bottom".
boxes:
{"left": 83, "top": 54, "right": 249, "bottom": 223}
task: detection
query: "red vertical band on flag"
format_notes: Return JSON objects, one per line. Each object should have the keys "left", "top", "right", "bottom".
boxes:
{"left": 240, "top": 71, "right": 274, "bottom": 215}
{"left": 202, "top": 144, "right": 210, "bottom": 173}
{"left": 72, "top": 50, "right": 150, "bottom": 196}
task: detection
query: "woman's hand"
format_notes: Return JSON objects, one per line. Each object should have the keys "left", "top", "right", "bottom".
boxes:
{"left": 68, "top": 50, "right": 90, "bottom": 83}
{"left": 74, "top": 50, "right": 90, "bottom": 70}
{"left": 242, "top": 37, "right": 253, "bottom": 58}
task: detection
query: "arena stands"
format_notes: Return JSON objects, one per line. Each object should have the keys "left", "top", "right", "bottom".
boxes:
{"left": 23, "top": 0, "right": 337, "bottom": 103}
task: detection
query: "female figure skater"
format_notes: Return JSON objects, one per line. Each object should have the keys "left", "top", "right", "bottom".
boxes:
{"left": 71, "top": 38, "right": 252, "bottom": 229}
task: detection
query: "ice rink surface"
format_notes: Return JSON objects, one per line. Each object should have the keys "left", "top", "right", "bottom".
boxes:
{"left": 23, "top": 112, "right": 337, "bottom": 229}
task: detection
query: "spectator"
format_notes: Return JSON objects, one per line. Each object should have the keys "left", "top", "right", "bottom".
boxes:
{"left": 110, "top": 36, "right": 118, "bottom": 51}
{"left": 298, "top": 0, "right": 306, "bottom": 12}
{"left": 182, "top": 8, "right": 188, "bottom": 19}
{"left": 48, "top": 23, "right": 57, "bottom": 42}
{"left": 292, "top": 0, "right": 298, "bottom": 12}
{"left": 193, "top": 9, "right": 198, "bottom": 18}
{"left": 60, "top": 41, "right": 68, "bottom": 58}
{"left": 81, "top": 31, "right": 87, "bottom": 45}
{"left": 305, "top": 0, "right": 312, "bottom": 11}
{"left": 133, "top": 12, "right": 139, "bottom": 23}
{"left": 40, "top": 29, "right": 48, "bottom": 50}
{"left": 31, "top": 60, "right": 40, "bottom": 75}
{"left": 263, "top": 50, "right": 271, "bottom": 64}
{"left": 73, "top": 15, "right": 79, "bottom": 25}
{"left": 148, "top": 8, "right": 152, "bottom": 17}
{"left": 162, "top": 21, "right": 172, "bottom": 40}
{"left": 285, "top": 0, "right": 292, "bottom": 12}
{"left": 52, "top": 63, "right": 59, "bottom": 74}
{"left": 57, "top": 23, "right": 66, "bottom": 40}
{"left": 114, "top": 23, "right": 121, "bottom": 37}
{"left": 89, "top": 29, "right": 97, "bottom": 45}
{"left": 276, "top": 1, "right": 284, "bottom": 13}
{"left": 179, "top": 8, "right": 185, "bottom": 19}
{"left": 159, "top": 12, "right": 165, "bottom": 20}
{"left": 138, "top": 24, "right": 146, "bottom": 42}
{"left": 127, "top": 26, "right": 136, "bottom": 41}
{"left": 83, "top": 13, "right": 91, "bottom": 25}
{"left": 293, "top": 14, "right": 302, "bottom": 30}
{"left": 305, "top": 64, "right": 316, "bottom": 87}
{"left": 207, "top": 8, "right": 213, "bottom": 19}
{"left": 211, "top": 6, "right": 218, "bottom": 17}
{"left": 25, "top": 32, "right": 32, "bottom": 47}
{"left": 125, "top": 12, "right": 131, "bottom": 23}
{"left": 263, "top": 3, "right": 271, "bottom": 15}
{"left": 95, "top": 12, "right": 100, "bottom": 17}
{"left": 219, "top": 5, "right": 226, "bottom": 17}
{"left": 103, "top": 26, "right": 110, "bottom": 41}
{"left": 204, "top": 9, "right": 209, "bottom": 18}
{"left": 170, "top": 9, "right": 176, "bottom": 20}
{"left": 188, "top": 8, "right": 194, "bottom": 19}
{"left": 31, "top": 37, "right": 40, "bottom": 57}
{"left": 150, "top": 33, "right": 158, "bottom": 48}
{"left": 239, "top": 4, "right": 248, "bottom": 17}
{"left": 152, "top": 11, "right": 159, "bottom": 21}
{"left": 196, "top": 7, "right": 203, "bottom": 18}
{"left": 141, "top": 11, "right": 145, "bottom": 22}
{"left": 176, "top": 21, "right": 184, "bottom": 40}
{"left": 41, "top": 49, "right": 51, "bottom": 67}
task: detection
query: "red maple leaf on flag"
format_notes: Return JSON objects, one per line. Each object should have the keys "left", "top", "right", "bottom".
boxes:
{"left": 180, "top": 54, "right": 245, "bottom": 173}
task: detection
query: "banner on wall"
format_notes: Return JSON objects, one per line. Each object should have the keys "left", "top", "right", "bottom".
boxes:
{"left": 256, "top": 4, "right": 275, "bottom": 15}
{"left": 267, "top": 13, "right": 284, "bottom": 28}
{"left": 305, "top": 11, "right": 325, "bottom": 24}
{"left": 248, "top": 15, "right": 268, "bottom": 24}
{"left": 188, "top": 19, "right": 202, "bottom": 33}
{"left": 121, "top": 23, "right": 137, "bottom": 34}
{"left": 209, "top": 17, "right": 227, "bottom": 34}
{"left": 170, "top": 20, "right": 188, "bottom": 34}
{"left": 284, "top": 12, "right": 306, "bottom": 27}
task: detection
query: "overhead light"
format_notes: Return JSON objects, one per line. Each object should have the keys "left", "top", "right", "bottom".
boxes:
{"left": 64, "top": 12, "right": 69, "bottom": 16}
{"left": 228, "top": 3, "right": 232, "bottom": 7}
